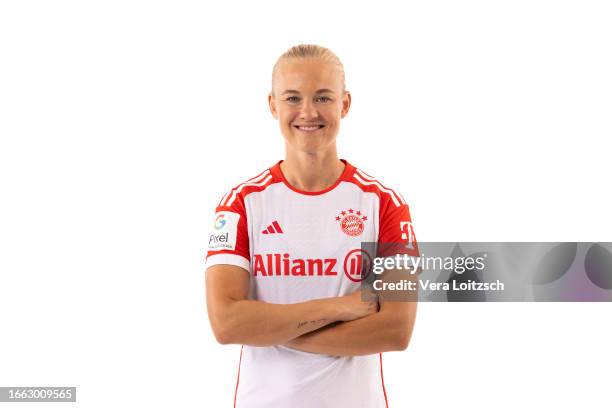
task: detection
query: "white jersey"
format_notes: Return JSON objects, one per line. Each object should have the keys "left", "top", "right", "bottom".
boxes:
{"left": 206, "top": 159, "right": 418, "bottom": 408}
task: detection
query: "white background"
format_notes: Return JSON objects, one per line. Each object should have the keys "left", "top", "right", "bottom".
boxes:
{"left": 1, "top": 1, "right": 611, "bottom": 407}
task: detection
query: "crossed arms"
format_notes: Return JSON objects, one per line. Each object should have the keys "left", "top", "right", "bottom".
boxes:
{"left": 205, "top": 264, "right": 417, "bottom": 357}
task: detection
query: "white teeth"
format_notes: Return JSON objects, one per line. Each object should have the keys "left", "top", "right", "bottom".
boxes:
{"left": 297, "top": 126, "right": 321, "bottom": 131}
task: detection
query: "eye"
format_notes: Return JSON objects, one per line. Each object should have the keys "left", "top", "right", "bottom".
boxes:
{"left": 316, "top": 96, "right": 332, "bottom": 103}
{"left": 285, "top": 96, "right": 300, "bottom": 103}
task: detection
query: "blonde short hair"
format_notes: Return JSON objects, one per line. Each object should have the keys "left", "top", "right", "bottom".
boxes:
{"left": 271, "top": 44, "right": 346, "bottom": 95}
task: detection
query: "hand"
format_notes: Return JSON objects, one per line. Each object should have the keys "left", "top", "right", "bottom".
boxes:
{"left": 337, "top": 288, "right": 379, "bottom": 321}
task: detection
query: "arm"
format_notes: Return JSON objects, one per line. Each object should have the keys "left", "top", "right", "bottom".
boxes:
{"left": 285, "top": 268, "right": 418, "bottom": 356}
{"left": 286, "top": 191, "right": 421, "bottom": 356}
{"left": 205, "top": 263, "right": 378, "bottom": 346}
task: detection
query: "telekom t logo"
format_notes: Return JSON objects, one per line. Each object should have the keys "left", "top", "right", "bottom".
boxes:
{"left": 400, "top": 221, "right": 415, "bottom": 250}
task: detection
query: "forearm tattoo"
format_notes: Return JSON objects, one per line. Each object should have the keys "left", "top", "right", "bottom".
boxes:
{"left": 297, "top": 318, "right": 327, "bottom": 329}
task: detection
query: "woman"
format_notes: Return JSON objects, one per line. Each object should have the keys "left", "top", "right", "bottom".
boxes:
{"left": 206, "top": 44, "right": 418, "bottom": 408}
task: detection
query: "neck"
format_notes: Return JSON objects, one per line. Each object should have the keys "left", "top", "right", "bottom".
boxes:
{"left": 281, "top": 149, "right": 345, "bottom": 192}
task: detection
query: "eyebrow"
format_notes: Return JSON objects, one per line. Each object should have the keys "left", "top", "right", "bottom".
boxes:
{"left": 280, "top": 88, "right": 335, "bottom": 95}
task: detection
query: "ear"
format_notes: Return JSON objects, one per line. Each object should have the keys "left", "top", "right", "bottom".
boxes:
{"left": 340, "top": 91, "right": 351, "bottom": 118}
{"left": 268, "top": 93, "right": 279, "bottom": 119}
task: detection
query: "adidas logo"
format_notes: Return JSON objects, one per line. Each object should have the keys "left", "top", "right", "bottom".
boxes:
{"left": 262, "top": 221, "right": 284, "bottom": 234}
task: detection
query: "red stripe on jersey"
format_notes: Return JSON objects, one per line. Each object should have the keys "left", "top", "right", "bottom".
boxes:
{"left": 224, "top": 175, "right": 273, "bottom": 207}
{"left": 380, "top": 353, "right": 389, "bottom": 408}
{"left": 266, "top": 225, "right": 275, "bottom": 234}
{"left": 352, "top": 168, "right": 405, "bottom": 207}
{"left": 218, "top": 169, "right": 270, "bottom": 207}
{"left": 217, "top": 177, "right": 277, "bottom": 212}
{"left": 272, "top": 221, "right": 283, "bottom": 233}
{"left": 219, "top": 169, "right": 273, "bottom": 207}
{"left": 233, "top": 345, "right": 243, "bottom": 408}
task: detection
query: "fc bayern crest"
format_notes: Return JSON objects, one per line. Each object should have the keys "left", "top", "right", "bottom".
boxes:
{"left": 335, "top": 209, "right": 367, "bottom": 237}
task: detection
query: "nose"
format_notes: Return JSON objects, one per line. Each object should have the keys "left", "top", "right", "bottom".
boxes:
{"left": 299, "top": 99, "right": 319, "bottom": 120}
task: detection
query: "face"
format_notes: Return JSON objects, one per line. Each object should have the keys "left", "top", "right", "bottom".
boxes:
{"left": 269, "top": 58, "right": 351, "bottom": 155}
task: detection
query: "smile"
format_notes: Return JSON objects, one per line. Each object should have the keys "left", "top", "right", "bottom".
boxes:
{"left": 294, "top": 125, "right": 325, "bottom": 132}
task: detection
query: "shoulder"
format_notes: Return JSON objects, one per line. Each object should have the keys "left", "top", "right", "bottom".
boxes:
{"left": 216, "top": 166, "right": 277, "bottom": 209}
{"left": 346, "top": 163, "right": 409, "bottom": 209}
